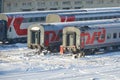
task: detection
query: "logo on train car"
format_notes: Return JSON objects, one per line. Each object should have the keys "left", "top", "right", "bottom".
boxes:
{"left": 80, "top": 28, "right": 106, "bottom": 48}
{"left": 7, "top": 16, "right": 27, "bottom": 35}
{"left": 44, "top": 30, "right": 62, "bottom": 46}
{"left": 61, "top": 16, "right": 75, "bottom": 22}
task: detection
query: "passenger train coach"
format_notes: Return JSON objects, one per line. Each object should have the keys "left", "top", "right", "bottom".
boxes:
{"left": 27, "top": 19, "right": 120, "bottom": 52}
{"left": 0, "top": 7, "right": 120, "bottom": 43}
{"left": 46, "top": 10, "right": 120, "bottom": 23}
{"left": 0, "top": 9, "right": 86, "bottom": 43}
{"left": 60, "top": 23, "right": 120, "bottom": 57}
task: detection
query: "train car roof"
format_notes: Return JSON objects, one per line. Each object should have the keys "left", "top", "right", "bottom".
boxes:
{"left": 0, "top": 9, "right": 86, "bottom": 15}
{"left": 83, "top": 7, "right": 120, "bottom": 11}
{"left": 40, "top": 18, "right": 120, "bottom": 26}
{"left": 1, "top": 10, "right": 118, "bottom": 18}
{"left": 92, "top": 23, "right": 120, "bottom": 29}
{"left": 49, "top": 10, "right": 120, "bottom": 16}
{"left": 1, "top": 7, "right": 120, "bottom": 16}
{"left": 76, "top": 23, "right": 120, "bottom": 31}
{"left": 63, "top": 21, "right": 120, "bottom": 31}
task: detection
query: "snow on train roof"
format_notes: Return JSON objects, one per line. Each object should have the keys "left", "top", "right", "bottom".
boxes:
{"left": 1, "top": 7, "right": 120, "bottom": 15}
{"left": 1, "top": 9, "right": 86, "bottom": 15}
{"left": 78, "top": 22, "right": 120, "bottom": 29}
{"left": 41, "top": 18, "right": 120, "bottom": 26}
{"left": 84, "top": 7, "right": 120, "bottom": 11}
{"left": 51, "top": 10, "right": 120, "bottom": 15}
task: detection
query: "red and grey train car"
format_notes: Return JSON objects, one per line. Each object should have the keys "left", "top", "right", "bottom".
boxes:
{"left": 60, "top": 23, "right": 120, "bottom": 56}
{"left": 27, "top": 19, "right": 120, "bottom": 51}
{"left": 0, "top": 9, "right": 87, "bottom": 43}
{"left": 46, "top": 10, "right": 120, "bottom": 23}
{"left": 1, "top": 7, "right": 120, "bottom": 43}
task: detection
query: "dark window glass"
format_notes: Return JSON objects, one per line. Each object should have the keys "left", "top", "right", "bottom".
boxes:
{"left": 107, "top": 33, "right": 111, "bottom": 39}
{"left": 113, "top": 33, "right": 117, "bottom": 39}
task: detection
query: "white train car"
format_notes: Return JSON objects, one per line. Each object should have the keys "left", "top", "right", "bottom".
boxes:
{"left": 27, "top": 19, "right": 120, "bottom": 51}
{"left": 46, "top": 10, "right": 120, "bottom": 23}
{"left": 60, "top": 23, "right": 120, "bottom": 57}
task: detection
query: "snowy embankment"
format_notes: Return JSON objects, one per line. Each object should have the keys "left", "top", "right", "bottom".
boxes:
{"left": 0, "top": 43, "right": 120, "bottom": 80}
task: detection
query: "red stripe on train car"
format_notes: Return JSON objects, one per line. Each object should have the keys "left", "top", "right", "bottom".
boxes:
{"left": 7, "top": 16, "right": 13, "bottom": 28}
{"left": 61, "top": 16, "right": 75, "bottom": 22}
{"left": 13, "top": 17, "right": 27, "bottom": 36}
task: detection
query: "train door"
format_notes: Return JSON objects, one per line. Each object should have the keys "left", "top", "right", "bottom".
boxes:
{"left": 66, "top": 32, "right": 76, "bottom": 46}
{"left": 31, "top": 30, "right": 40, "bottom": 44}
{"left": 0, "top": 20, "right": 7, "bottom": 42}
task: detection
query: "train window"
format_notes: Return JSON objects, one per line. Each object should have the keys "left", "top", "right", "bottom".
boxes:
{"left": 75, "top": 7, "right": 81, "bottom": 9}
{"left": 100, "top": 17, "right": 103, "bottom": 19}
{"left": 110, "top": 16, "right": 114, "bottom": 19}
{"left": 97, "top": 17, "right": 101, "bottom": 20}
{"left": 34, "top": 18, "right": 38, "bottom": 22}
{"left": 89, "top": 17, "right": 93, "bottom": 20}
{"left": 95, "top": 34, "right": 99, "bottom": 40}
{"left": 113, "top": 16, "right": 116, "bottom": 18}
{"left": 79, "top": 18, "right": 84, "bottom": 21}
{"left": 92, "top": 17, "right": 94, "bottom": 20}
{"left": 107, "top": 16, "right": 110, "bottom": 19}
{"left": 35, "top": 17, "right": 39, "bottom": 22}
{"left": 23, "top": 17, "right": 46, "bottom": 23}
{"left": 22, "top": 9, "right": 31, "bottom": 11}
{"left": 62, "top": 8, "right": 70, "bottom": 10}
{"left": 22, "top": 18, "right": 29, "bottom": 23}
{"left": 22, "top": 17, "right": 32, "bottom": 23}
{"left": 107, "top": 33, "right": 111, "bottom": 39}
{"left": 113, "top": 33, "right": 117, "bottom": 39}
{"left": 40, "top": 17, "right": 45, "bottom": 22}
{"left": 99, "top": 17, "right": 103, "bottom": 20}
{"left": 29, "top": 18, "right": 33, "bottom": 22}
{"left": 95, "top": 36, "right": 99, "bottom": 40}
{"left": 105, "top": 16, "right": 108, "bottom": 19}
{"left": 85, "top": 18, "right": 88, "bottom": 20}
{"left": 84, "top": 18, "right": 88, "bottom": 20}
{"left": 101, "top": 34, "right": 105, "bottom": 39}
{"left": 50, "top": 8, "right": 57, "bottom": 10}
{"left": 37, "top": 8, "right": 45, "bottom": 11}
{"left": 94, "top": 17, "right": 99, "bottom": 20}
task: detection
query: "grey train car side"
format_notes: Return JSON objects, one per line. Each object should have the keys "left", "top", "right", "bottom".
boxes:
{"left": 27, "top": 19, "right": 120, "bottom": 52}
{"left": 60, "top": 23, "right": 120, "bottom": 56}
{"left": 1, "top": 7, "right": 120, "bottom": 43}
{"left": 46, "top": 10, "right": 120, "bottom": 23}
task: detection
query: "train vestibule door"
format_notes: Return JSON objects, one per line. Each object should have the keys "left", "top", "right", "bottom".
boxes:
{"left": 31, "top": 30, "right": 40, "bottom": 44}
{"left": 66, "top": 32, "right": 76, "bottom": 46}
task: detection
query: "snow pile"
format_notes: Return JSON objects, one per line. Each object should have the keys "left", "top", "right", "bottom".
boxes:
{"left": 0, "top": 43, "right": 120, "bottom": 80}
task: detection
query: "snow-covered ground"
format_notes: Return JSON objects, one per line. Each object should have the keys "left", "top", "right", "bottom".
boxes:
{"left": 0, "top": 43, "right": 120, "bottom": 80}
